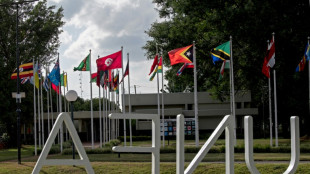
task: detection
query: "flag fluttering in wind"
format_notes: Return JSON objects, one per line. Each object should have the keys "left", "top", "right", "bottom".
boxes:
{"left": 21, "top": 77, "right": 30, "bottom": 84}
{"left": 262, "top": 37, "right": 275, "bottom": 78}
{"left": 211, "top": 41, "right": 230, "bottom": 63}
{"left": 74, "top": 53, "right": 90, "bottom": 71}
{"left": 11, "top": 62, "right": 34, "bottom": 79}
{"left": 60, "top": 73, "right": 67, "bottom": 87}
{"left": 176, "top": 63, "right": 194, "bottom": 76}
{"left": 219, "top": 60, "right": 230, "bottom": 80}
{"left": 43, "top": 76, "right": 49, "bottom": 92}
{"left": 149, "top": 66, "right": 158, "bottom": 81}
{"left": 48, "top": 58, "right": 60, "bottom": 93}
{"left": 149, "top": 55, "right": 158, "bottom": 75}
{"left": 296, "top": 43, "right": 310, "bottom": 72}
{"left": 120, "top": 59, "right": 129, "bottom": 83}
{"left": 113, "top": 71, "right": 119, "bottom": 91}
{"left": 91, "top": 72, "right": 97, "bottom": 83}
{"left": 157, "top": 57, "right": 163, "bottom": 73}
{"left": 34, "top": 61, "right": 40, "bottom": 89}
{"left": 97, "top": 50, "right": 122, "bottom": 72}
{"left": 168, "top": 45, "right": 193, "bottom": 65}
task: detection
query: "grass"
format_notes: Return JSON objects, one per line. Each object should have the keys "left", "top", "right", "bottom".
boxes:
{"left": 0, "top": 145, "right": 34, "bottom": 162}
{"left": 0, "top": 162, "right": 310, "bottom": 174}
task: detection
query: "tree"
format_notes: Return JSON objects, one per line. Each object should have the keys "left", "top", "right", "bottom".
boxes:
{"left": 0, "top": 0, "right": 64, "bottom": 146}
{"left": 144, "top": 0, "right": 310, "bottom": 136}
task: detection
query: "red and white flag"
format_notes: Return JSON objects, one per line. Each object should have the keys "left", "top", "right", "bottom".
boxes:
{"left": 96, "top": 50, "right": 122, "bottom": 72}
{"left": 262, "top": 37, "right": 275, "bottom": 78}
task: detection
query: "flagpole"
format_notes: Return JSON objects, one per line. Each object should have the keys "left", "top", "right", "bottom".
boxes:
{"left": 193, "top": 41, "right": 199, "bottom": 147}
{"left": 46, "top": 69, "right": 50, "bottom": 136}
{"left": 105, "top": 88, "right": 108, "bottom": 143}
{"left": 160, "top": 48, "right": 165, "bottom": 147}
{"left": 121, "top": 47, "right": 127, "bottom": 146}
{"left": 308, "top": 37, "right": 310, "bottom": 133}
{"left": 58, "top": 53, "right": 63, "bottom": 152}
{"left": 40, "top": 74, "right": 44, "bottom": 145}
{"left": 267, "top": 39, "right": 273, "bottom": 147}
{"left": 271, "top": 33, "right": 278, "bottom": 147}
{"left": 37, "top": 74, "right": 41, "bottom": 148}
{"left": 89, "top": 49, "right": 94, "bottom": 149}
{"left": 156, "top": 43, "right": 161, "bottom": 146}
{"left": 49, "top": 78, "right": 54, "bottom": 129}
{"left": 33, "top": 59, "right": 37, "bottom": 156}
{"left": 98, "top": 55, "right": 102, "bottom": 148}
{"left": 109, "top": 87, "right": 111, "bottom": 141}
{"left": 63, "top": 71, "right": 68, "bottom": 141}
{"left": 126, "top": 53, "right": 132, "bottom": 146}
{"left": 230, "top": 36, "right": 236, "bottom": 145}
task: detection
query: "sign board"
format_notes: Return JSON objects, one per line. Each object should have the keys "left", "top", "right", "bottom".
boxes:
{"left": 12, "top": 92, "right": 25, "bottom": 98}
{"left": 161, "top": 118, "right": 195, "bottom": 136}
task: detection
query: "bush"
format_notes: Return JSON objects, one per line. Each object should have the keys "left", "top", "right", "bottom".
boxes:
{"left": 109, "top": 139, "right": 121, "bottom": 146}
{"left": 118, "top": 136, "right": 152, "bottom": 142}
{"left": 36, "top": 145, "right": 61, "bottom": 155}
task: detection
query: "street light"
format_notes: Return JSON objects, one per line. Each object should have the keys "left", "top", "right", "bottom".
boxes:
{"left": 65, "top": 90, "right": 78, "bottom": 159}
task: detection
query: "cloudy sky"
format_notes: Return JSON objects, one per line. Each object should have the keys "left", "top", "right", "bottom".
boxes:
{"left": 47, "top": 0, "right": 165, "bottom": 99}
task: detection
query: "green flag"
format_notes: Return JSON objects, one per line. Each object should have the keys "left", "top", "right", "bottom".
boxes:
{"left": 74, "top": 53, "right": 90, "bottom": 71}
{"left": 211, "top": 41, "right": 230, "bottom": 63}
{"left": 149, "top": 66, "right": 158, "bottom": 81}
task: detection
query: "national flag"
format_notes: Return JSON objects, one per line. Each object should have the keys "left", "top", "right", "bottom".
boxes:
{"left": 51, "top": 83, "right": 60, "bottom": 94}
{"left": 97, "top": 50, "right": 122, "bottom": 72}
{"left": 149, "top": 66, "right": 158, "bottom": 81}
{"left": 168, "top": 45, "right": 193, "bottom": 65}
{"left": 21, "top": 77, "right": 30, "bottom": 84}
{"left": 91, "top": 72, "right": 97, "bottom": 83}
{"left": 296, "top": 43, "right": 310, "bottom": 72}
{"left": 74, "top": 53, "right": 90, "bottom": 71}
{"left": 210, "top": 41, "right": 230, "bottom": 63}
{"left": 11, "top": 62, "right": 34, "bottom": 79}
{"left": 43, "top": 76, "right": 49, "bottom": 91}
{"left": 113, "top": 71, "right": 119, "bottom": 91}
{"left": 176, "top": 63, "right": 194, "bottom": 76}
{"left": 48, "top": 58, "right": 60, "bottom": 88}
{"left": 34, "top": 61, "right": 40, "bottom": 89}
{"left": 120, "top": 60, "right": 129, "bottom": 83}
{"left": 262, "top": 37, "right": 275, "bottom": 78}
{"left": 219, "top": 60, "right": 230, "bottom": 80}
{"left": 306, "top": 43, "right": 310, "bottom": 60}
{"left": 60, "top": 73, "right": 67, "bottom": 87}
{"left": 149, "top": 55, "right": 158, "bottom": 75}
{"left": 157, "top": 57, "right": 163, "bottom": 73}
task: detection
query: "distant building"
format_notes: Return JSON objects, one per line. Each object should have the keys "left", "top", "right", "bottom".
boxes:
{"left": 123, "top": 91, "right": 258, "bottom": 132}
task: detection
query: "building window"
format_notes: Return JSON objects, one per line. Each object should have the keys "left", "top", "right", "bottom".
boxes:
{"left": 236, "top": 102, "right": 242, "bottom": 109}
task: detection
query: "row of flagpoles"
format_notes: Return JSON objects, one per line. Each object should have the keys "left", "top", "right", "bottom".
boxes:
{"left": 11, "top": 33, "right": 310, "bottom": 152}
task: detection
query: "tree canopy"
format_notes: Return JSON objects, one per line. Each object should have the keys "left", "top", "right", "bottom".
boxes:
{"left": 0, "top": 0, "right": 64, "bottom": 146}
{"left": 143, "top": 0, "right": 310, "bottom": 135}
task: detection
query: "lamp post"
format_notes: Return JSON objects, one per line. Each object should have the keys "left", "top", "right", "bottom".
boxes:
{"left": 0, "top": 0, "right": 39, "bottom": 164}
{"left": 65, "top": 90, "right": 78, "bottom": 159}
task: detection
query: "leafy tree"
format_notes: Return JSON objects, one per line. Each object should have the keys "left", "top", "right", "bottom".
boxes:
{"left": 0, "top": 0, "right": 64, "bottom": 146}
{"left": 144, "top": 0, "right": 310, "bottom": 136}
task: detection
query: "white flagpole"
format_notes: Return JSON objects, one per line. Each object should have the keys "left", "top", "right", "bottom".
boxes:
{"left": 40, "top": 75, "right": 44, "bottom": 145}
{"left": 193, "top": 41, "right": 199, "bottom": 147}
{"left": 121, "top": 47, "right": 127, "bottom": 146}
{"left": 98, "top": 56, "right": 102, "bottom": 148}
{"left": 127, "top": 53, "right": 132, "bottom": 146}
{"left": 230, "top": 36, "right": 236, "bottom": 144}
{"left": 155, "top": 44, "right": 161, "bottom": 145}
{"left": 46, "top": 68, "right": 50, "bottom": 136}
{"left": 37, "top": 74, "right": 41, "bottom": 148}
{"left": 63, "top": 71, "right": 68, "bottom": 142}
{"left": 160, "top": 49, "right": 165, "bottom": 147}
{"left": 49, "top": 79, "right": 54, "bottom": 129}
{"left": 33, "top": 59, "right": 37, "bottom": 155}
{"left": 59, "top": 54, "right": 63, "bottom": 152}
{"left": 105, "top": 88, "right": 108, "bottom": 143}
{"left": 89, "top": 50, "right": 94, "bottom": 149}
{"left": 56, "top": 79, "right": 59, "bottom": 144}
{"left": 272, "top": 33, "right": 278, "bottom": 147}
{"left": 267, "top": 39, "right": 273, "bottom": 147}
{"left": 109, "top": 87, "right": 111, "bottom": 141}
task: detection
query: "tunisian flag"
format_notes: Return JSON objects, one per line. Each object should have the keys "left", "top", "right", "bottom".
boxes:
{"left": 97, "top": 50, "right": 122, "bottom": 72}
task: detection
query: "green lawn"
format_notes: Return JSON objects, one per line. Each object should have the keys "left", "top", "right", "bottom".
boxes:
{"left": 0, "top": 145, "right": 34, "bottom": 162}
{"left": 0, "top": 162, "right": 310, "bottom": 174}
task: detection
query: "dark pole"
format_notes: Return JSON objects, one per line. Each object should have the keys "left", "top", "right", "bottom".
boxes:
{"left": 70, "top": 101, "right": 75, "bottom": 159}
{"left": 15, "top": 3, "right": 21, "bottom": 165}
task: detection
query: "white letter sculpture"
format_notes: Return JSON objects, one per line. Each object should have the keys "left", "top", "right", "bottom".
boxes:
{"left": 109, "top": 113, "right": 160, "bottom": 174}
{"left": 177, "top": 114, "right": 235, "bottom": 174}
{"left": 244, "top": 116, "right": 299, "bottom": 174}
{"left": 32, "top": 113, "right": 94, "bottom": 174}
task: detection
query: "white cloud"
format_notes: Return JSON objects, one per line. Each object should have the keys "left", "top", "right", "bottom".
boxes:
{"left": 51, "top": 0, "right": 160, "bottom": 100}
